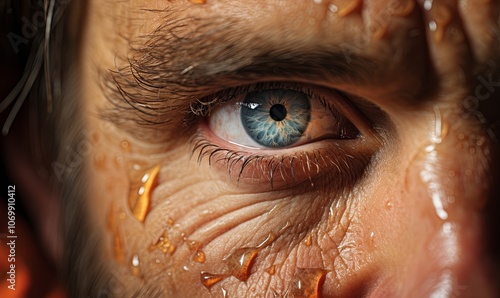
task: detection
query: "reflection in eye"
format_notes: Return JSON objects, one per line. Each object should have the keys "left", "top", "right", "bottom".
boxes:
{"left": 208, "top": 84, "right": 359, "bottom": 150}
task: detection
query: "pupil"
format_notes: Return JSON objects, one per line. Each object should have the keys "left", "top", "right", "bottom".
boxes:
{"left": 269, "top": 104, "right": 287, "bottom": 121}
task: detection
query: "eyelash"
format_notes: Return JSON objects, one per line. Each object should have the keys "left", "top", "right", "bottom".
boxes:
{"left": 188, "top": 82, "right": 371, "bottom": 189}
{"left": 188, "top": 82, "right": 334, "bottom": 119}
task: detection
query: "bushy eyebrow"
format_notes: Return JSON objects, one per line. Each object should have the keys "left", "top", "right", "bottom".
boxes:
{"left": 99, "top": 11, "right": 377, "bottom": 141}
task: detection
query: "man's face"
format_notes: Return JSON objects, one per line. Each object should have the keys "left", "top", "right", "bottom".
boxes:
{"left": 77, "top": 0, "right": 499, "bottom": 296}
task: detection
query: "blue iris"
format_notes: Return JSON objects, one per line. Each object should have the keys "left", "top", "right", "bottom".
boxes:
{"left": 241, "top": 89, "right": 311, "bottom": 148}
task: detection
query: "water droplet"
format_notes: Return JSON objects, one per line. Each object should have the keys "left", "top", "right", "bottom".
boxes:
{"left": 328, "top": 4, "right": 338, "bottom": 13}
{"left": 257, "top": 233, "right": 276, "bottom": 249}
{"left": 187, "top": 240, "right": 203, "bottom": 252}
{"left": 266, "top": 265, "right": 276, "bottom": 275}
{"left": 334, "top": 0, "right": 362, "bottom": 17}
{"left": 221, "top": 287, "right": 228, "bottom": 298}
{"left": 386, "top": 201, "right": 393, "bottom": 209}
{"left": 369, "top": 231, "right": 375, "bottom": 247}
{"left": 128, "top": 164, "right": 161, "bottom": 223}
{"left": 423, "top": 0, "right": 433, "bottom": 10}
{"left": 429, "top": 21, "right": 437, "bottom": 32}
{"left": 141, "top": 173, "right": 150, "bottom": 183}
{"left": 183, "top": 265, "right": 189, "bottom": 271}
{"left": 131, "top": 255, "right": 140, "bottom": 277}
{"left": 200, "top": 272, "right": 227, "bottom": 289}
{"left": 155, "top": 259, "right": 161, "bottom": 264}
{"left": 138, "top": 186, "right": 145, "bottom": 195}
{"left": 313, "top": 0, "right": 322, "bottom": 4}
{"left": 279, "top": 221, "right": 291, "bottom": 233}
{"left": 224, "top": 247, "right": 259, "bottom": 281}
{"left": 132, "top": 255, "right": 140, "bottom": 267}
{"left": 428, "top": 2, "right": 452, "bottom": 42}
{"left": 288, "top": 268, "right": 327, "bottom": 298}
{"left": 304, "top": 234, "right": 312, "bottom": 246}
{"left": 150, "top": 233, "right": 176, "bottom": 255}
{"left": 193, "top": 250, "right": 206, "bottom": 263}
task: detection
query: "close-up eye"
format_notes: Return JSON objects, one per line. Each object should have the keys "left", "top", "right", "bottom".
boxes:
{"left": 5, "top": 0, "right": 500, "bottom": 296}
{"left": 208, "top": 85, "right": 360, "bottom": 149}
{"left": 193, "top": 82, "right": 377, "bottom": 188}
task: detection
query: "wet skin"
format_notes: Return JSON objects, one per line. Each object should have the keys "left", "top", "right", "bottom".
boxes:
{"left": 78, "top": 0, "right": 499, "bottom": 296}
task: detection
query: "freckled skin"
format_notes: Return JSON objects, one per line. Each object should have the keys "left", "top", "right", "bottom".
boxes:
{"left": 75, "top": 0, "right": 500, "bottom": 297}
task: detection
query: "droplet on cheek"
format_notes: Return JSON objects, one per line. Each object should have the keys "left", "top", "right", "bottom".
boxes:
{"left": 193, "top": 250, "right": 206, "bottom": 263}
{"left": 288, "top": 268, "right": 327, "bottom": 298}
{"left": 200, "top": 272, "right": 228, "bottom": 289}
{"left": 266, "top": 265, "right": 276, "bottom": 275}
{"left": 187, "top": 240, "right": 203, "bottom": 252}
{"left": 330, "top": 0, "right": 362, "bottom": 17}
{"left": 150, "top": 233, "right": 176, "bottom": 255}
{"left": 128, "top": 164, "right": 161, "bottom": 223}
{"left": 131, "top": 254, "right": 140, "bottom": 277}
{"left": 304, "top": 234, "right": 313, "bottom": 246}
{"left": 224, "top": 247, "right": 259, "bottom": 281}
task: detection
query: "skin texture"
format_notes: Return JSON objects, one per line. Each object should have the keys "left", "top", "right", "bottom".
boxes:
{"left": 77, "top": 0, "right": 500, "bottom": 296}
{"left": 2, "top": 0, "right": 500, "bottom": 297}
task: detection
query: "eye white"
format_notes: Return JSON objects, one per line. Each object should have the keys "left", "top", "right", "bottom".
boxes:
{"left": 209, "top": 101, "right": 263, "bottom": 148}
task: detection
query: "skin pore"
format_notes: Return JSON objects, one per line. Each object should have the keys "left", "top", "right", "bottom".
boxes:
{"left": 3, "top": 0, "right": 498, "bottom": 297}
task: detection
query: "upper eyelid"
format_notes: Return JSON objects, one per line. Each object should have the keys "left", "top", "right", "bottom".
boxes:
{"left": 99, "top": 13, "right": 380, "bottom": 125}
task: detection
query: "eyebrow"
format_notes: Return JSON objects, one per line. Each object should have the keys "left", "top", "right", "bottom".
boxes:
{"left": 100, "top": 13, "right": 379, "bottom": 140}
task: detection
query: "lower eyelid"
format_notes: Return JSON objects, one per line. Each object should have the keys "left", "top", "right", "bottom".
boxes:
{"left": 192, "top": 127, "right": 375, "bottom": 191}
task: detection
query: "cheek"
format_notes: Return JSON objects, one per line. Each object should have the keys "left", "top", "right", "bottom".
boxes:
{"left": 358, "top": 122, "right": 492, "bottom": 296}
